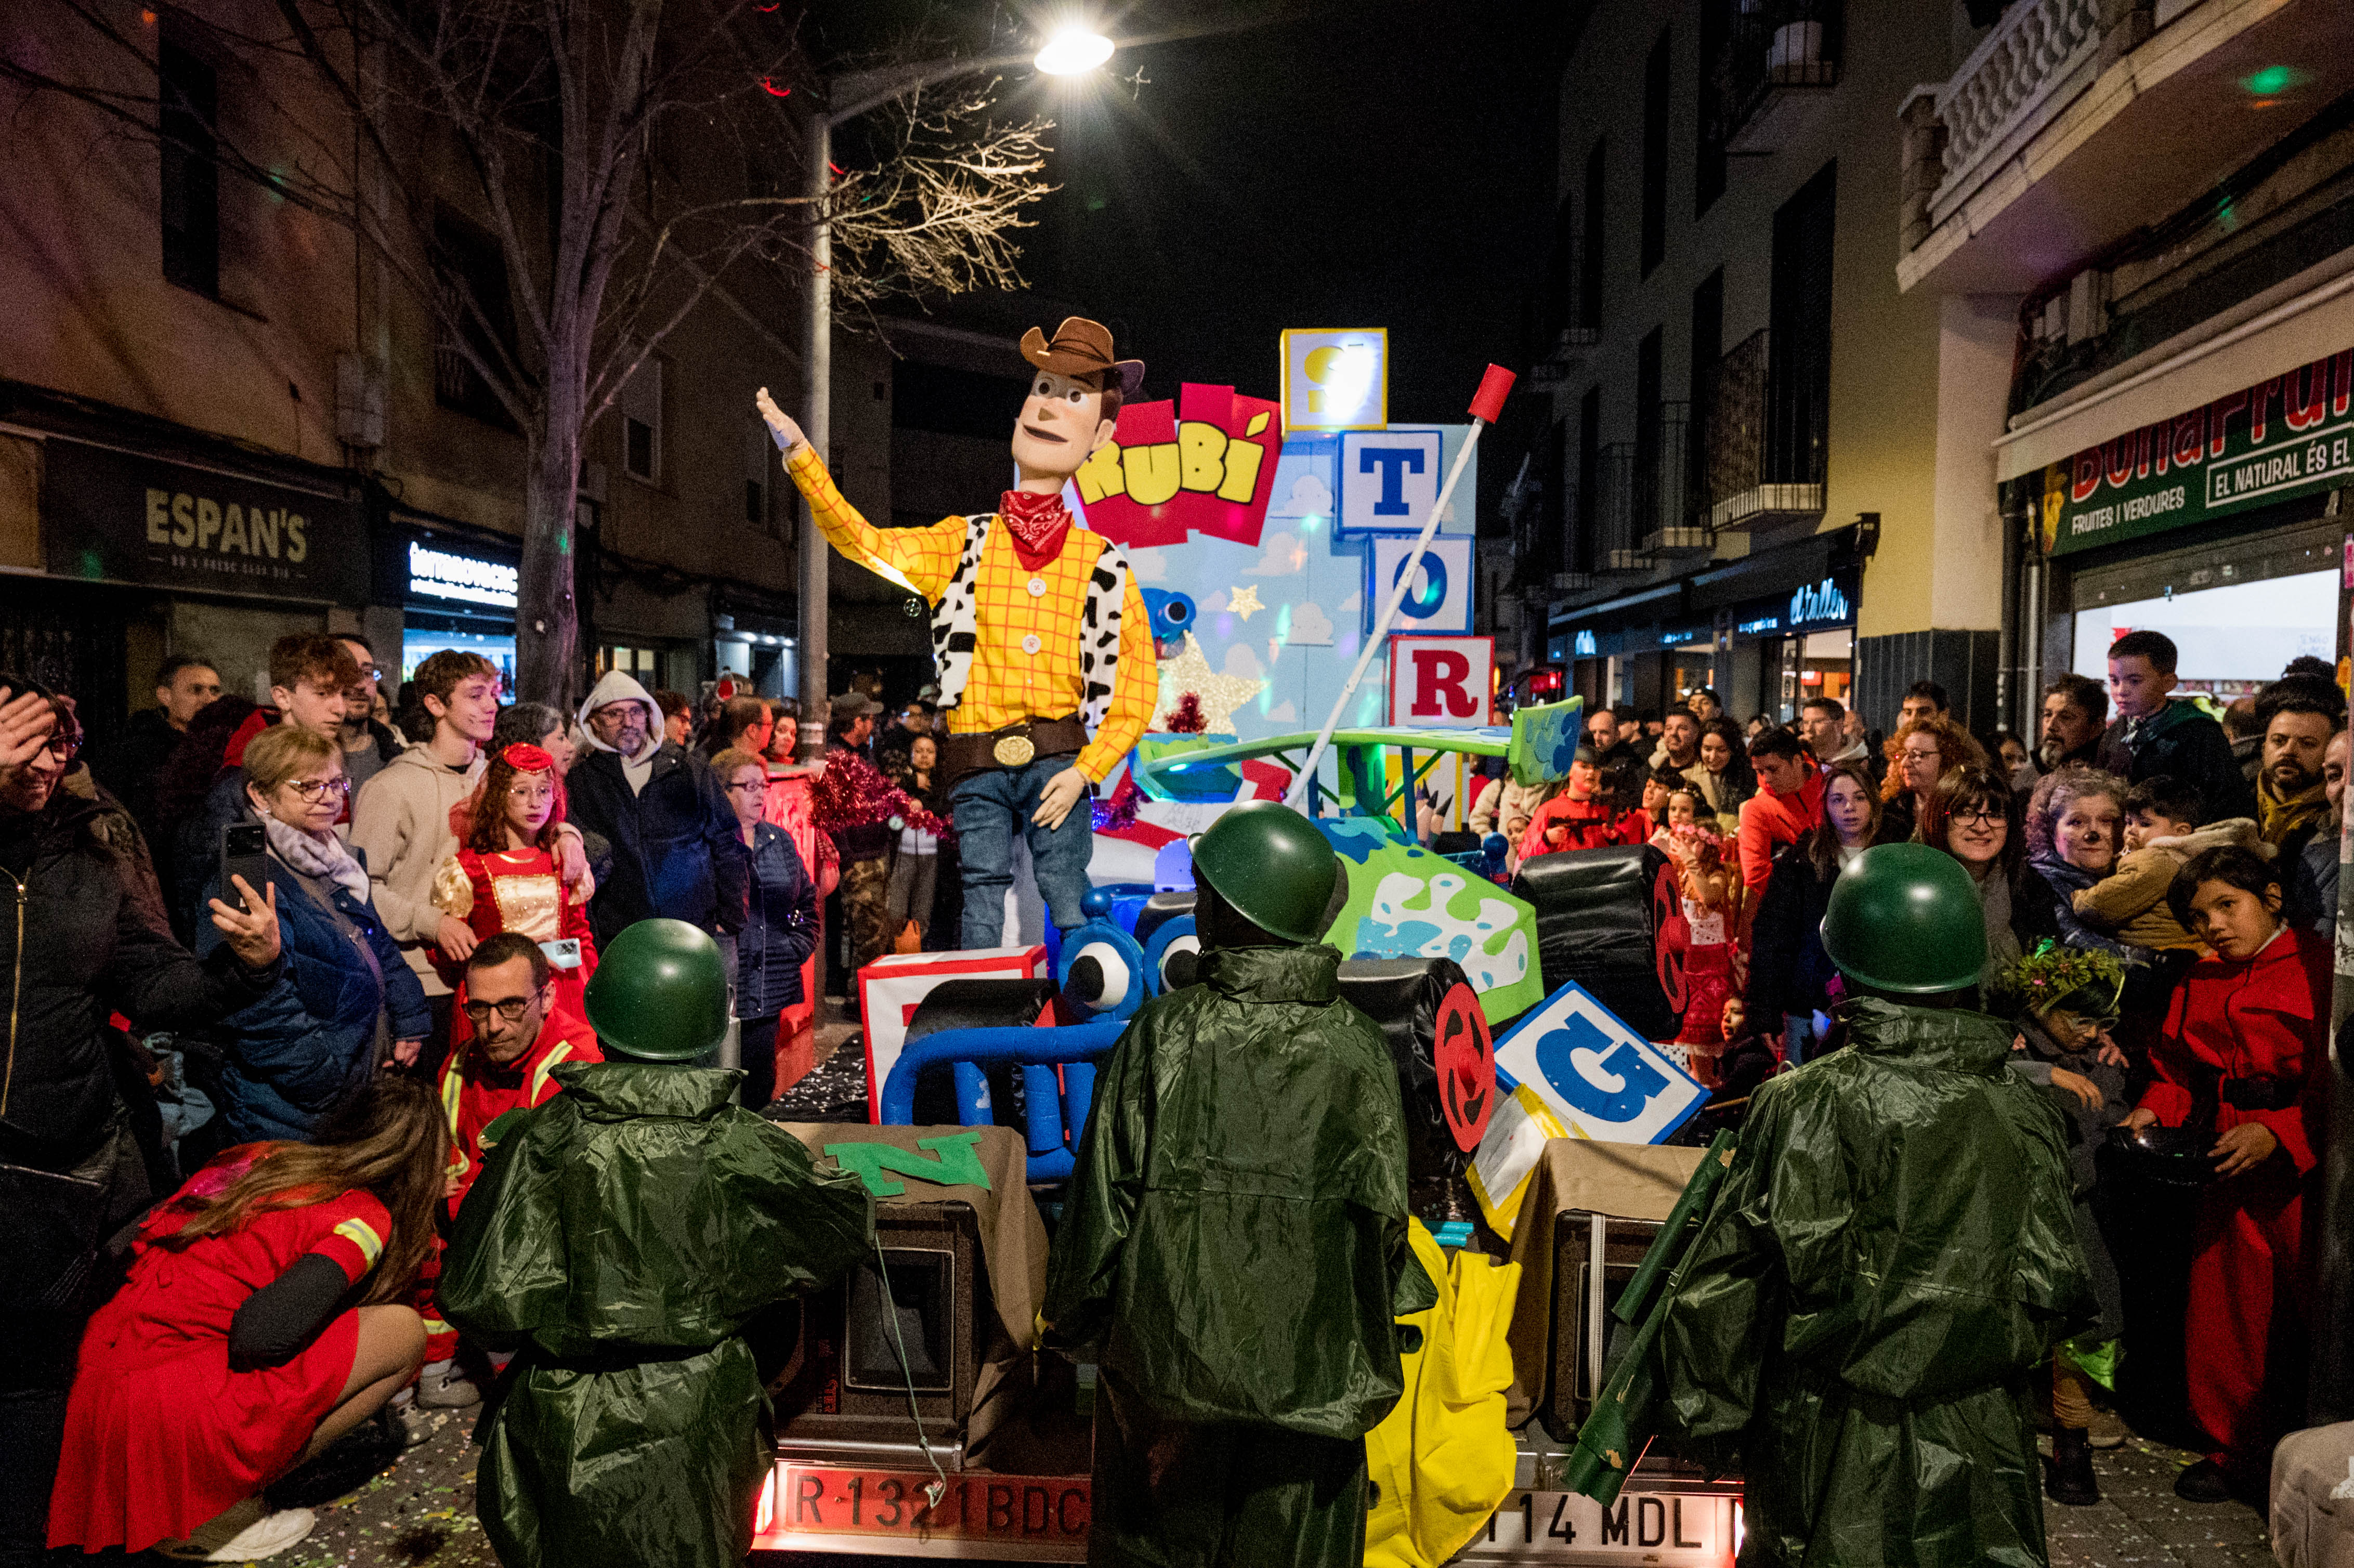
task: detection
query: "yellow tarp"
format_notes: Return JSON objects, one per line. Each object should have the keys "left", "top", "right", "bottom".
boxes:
{"left": 1364, "top": 1220, "right": 1524, "bottom": 1568}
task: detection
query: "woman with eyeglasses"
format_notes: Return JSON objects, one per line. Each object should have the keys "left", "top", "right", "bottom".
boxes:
{"left": 714, "top": 747, "right": 817, "bottom": 1108}
{"left": 1879, "top": 712, "right": 1987, "bottom": 845}
{"left": 1914, "top": 764, "right": 2062, "bottom": 981}
{"left": 427, "top": 744, "right": 600, "bottom": 1038}
{"left": 197, "top": 723, "right": 426, "bottom": 1145}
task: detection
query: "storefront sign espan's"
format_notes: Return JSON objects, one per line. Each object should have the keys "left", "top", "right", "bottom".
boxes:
{"left": 2042, "top": 348, "right": 2354, "bottom": 556}
{"left": 41, "top": 437, "right": 368, "bottom": 603}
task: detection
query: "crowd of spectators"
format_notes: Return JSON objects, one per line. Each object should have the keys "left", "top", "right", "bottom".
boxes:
{"left": 0, "top": 639, "right": 934, "bottom": 1561}
{"left": 6, "top": 622, "right": 2341, "bottom": 1552}
{"left": 1481, "top": 636, "right": 2338, "bottom": 1512}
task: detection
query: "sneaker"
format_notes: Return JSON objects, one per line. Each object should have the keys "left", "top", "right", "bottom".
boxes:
{"left": 155, "top": 1498, "right": 318, "bottom": 1560}
{"left": 2085, "top": 1408, "right": 2128, "bottom": 1449}
{"left": 392, "top": 1401, "right": 435, "bottom": 1448}
{"left": 417, "top": 1356, "right": 483, "bottom": 1409}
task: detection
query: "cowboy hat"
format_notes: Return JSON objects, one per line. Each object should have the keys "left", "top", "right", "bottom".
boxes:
{"left": 1018, "top": 317, "right": 1145, "bottom": 399}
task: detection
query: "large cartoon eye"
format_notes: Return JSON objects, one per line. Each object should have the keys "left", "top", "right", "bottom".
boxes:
{"left": 1034, "top": 375, "right": 1054, "bottom": 398}
{"left": 1064, "top": 939, "right": 1132, "bottom": 1013}
{"left": 1064, "top": 386, "right": 1088, "bottom": 406}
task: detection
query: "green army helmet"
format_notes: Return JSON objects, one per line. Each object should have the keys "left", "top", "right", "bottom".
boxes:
{"left": 1819, "top": 842, "right": 1987, "bottom": 995}
{"left": 583, "top": 918, "right": 731, "bottom": 1061}
{"left": 1189, "top": 800, "right": 1339, "bottom": 946}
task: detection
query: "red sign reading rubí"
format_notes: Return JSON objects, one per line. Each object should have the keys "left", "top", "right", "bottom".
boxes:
{"left": 2042, "top": 348, "right": 2354, "bottom": 556}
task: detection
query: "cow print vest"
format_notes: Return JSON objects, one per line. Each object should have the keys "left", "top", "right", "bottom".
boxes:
{"left": 930, "top": 513, "right": 1128, "bottom": 733}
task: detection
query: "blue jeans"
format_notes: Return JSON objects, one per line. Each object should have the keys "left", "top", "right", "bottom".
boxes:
{"left": 952, "top": 756, "right": 1093, "bottom": 947}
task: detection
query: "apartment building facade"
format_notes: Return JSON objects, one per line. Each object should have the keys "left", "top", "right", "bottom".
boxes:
{"left": 1898, "top": 0, "right": 2354, "bottom": 727}
{"left": 0, "top": 1, "right": 844, "bottom": 728}
{"left": 1514, "top": 0, "right": 2031, "bottom": 731}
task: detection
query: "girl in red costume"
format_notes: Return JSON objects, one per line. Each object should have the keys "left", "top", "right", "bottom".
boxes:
{"left": 49, "top": 1078, "right": 447, "bottom": 1560}
{"left": 1666, "top": 820, "right": 1740, "bottom": 1082}
{"left": 2122, "top": 844, "right": 2327, "bottom": 1501}
{"left": 430, "top": 743, "right": 598, "bottom": 1032}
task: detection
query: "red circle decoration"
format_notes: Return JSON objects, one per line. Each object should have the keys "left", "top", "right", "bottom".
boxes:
{"left": 1653, "top": 860, "right": 1689, "bottom": 1013}
{"left": 1434, "top": 982, "right": 1495, "bottom": 1153}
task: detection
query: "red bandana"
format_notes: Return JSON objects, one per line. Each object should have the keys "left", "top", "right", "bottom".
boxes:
{"left": 999, "top": 490, "right": 1074, "bottom": 564}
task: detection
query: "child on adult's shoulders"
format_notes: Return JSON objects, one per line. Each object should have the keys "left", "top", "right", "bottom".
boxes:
{"left": 2068, "top": 774, "right": 2266, "bottom": 952}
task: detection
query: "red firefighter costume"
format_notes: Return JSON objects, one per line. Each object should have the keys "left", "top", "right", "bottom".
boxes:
{"left": 430, "top": 846, "right": 599, "bottom": 1046}
{"left": 414, "top": 1009, "right": 603, "bottom": 1357}
{"left": 48, "top": 1150, "right": 390, "bottom": 1553}
{"left": 2139, "top": 925, "right": 2328, "bottom": 1473}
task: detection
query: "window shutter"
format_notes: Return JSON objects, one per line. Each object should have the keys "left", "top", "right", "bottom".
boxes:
{"left": 623, "top": 356, "right": 663, "bottom": 482}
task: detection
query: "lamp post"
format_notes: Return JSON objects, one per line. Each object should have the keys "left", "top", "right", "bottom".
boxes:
{"left": 793, "top": 30, "right": 1115, "bottom": 759}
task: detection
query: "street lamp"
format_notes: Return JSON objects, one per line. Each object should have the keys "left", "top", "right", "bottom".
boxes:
{"left": 794, "top": 31, "right": 1114, "bottom": 759}
{"left": 1035, "top": 29, "right": 1115, "bottom": 75}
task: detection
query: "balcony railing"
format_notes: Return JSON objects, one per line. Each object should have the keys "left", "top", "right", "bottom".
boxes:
{"left": 1708, "top": 0, "right": 1843, "bottom": 156}
{"left": 1698, "top": 330, "right": 1824, "bottom": 532}
{"left": 1639, "top": 401, "right": 1710, "bottom": 557}
{"left": 1932, "top": 0, "right": 2102, "bottom": 207}
{"left": 1528, "top": 327, "right": 1601, "bottom": 394}
{"left": 1591, "top": 443, "right": 1646, "bottom": 571}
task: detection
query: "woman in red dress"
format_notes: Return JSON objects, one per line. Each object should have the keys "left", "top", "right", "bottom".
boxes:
{"left": 49, "top": 1076, "right": 449, "bottom": 1559}
{"left": 430, "top": 743, "right": 598, "bottom": 1033}
{"left": 2122, "top": 843, "right": 2328, "bottom": 1501}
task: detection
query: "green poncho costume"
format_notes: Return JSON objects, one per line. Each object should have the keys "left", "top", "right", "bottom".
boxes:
{"left": 1655, "top": 999, "right": 2095, "bottom": 1566}
{"left": 1573, "top": 850, "right": 2100, "bottom": 1568}
{"left": 1042, "top": 942, "right": 1436, "bottom": 1568}
{"left": 440, "top": 1062, "right": 873, "bottom": 1568}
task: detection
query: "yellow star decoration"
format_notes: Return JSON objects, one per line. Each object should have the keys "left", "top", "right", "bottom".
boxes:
{"left": 1226, "top": 584, "right": 1264, "bottom": 620}
{"left": 1153, "top": 632, "right": 1266, "bottom": 734}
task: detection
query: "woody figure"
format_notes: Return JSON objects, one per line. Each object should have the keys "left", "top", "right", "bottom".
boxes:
{"left": 755, "top": 318, "right": 1155, "bottom": 946}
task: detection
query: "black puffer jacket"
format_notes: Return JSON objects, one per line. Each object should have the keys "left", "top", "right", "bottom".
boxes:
{"left": 1746, "top": 843, "right": 1840, "bottom": 1024}
{"left": 0, "top": 791, "right": 279, "bottom": 1169}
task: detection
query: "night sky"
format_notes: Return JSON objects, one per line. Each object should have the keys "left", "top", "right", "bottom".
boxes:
{"left": 807, "top": 2, "right": 1581, "bottom": 523}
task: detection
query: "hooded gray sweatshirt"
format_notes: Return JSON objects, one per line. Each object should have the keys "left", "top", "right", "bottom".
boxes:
{"left": 577, "top": 669, "right": 663, "bottom": 796}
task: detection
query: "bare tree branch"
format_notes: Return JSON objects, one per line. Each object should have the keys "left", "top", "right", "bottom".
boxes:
{"left": 1, "top": 0, "right": 1057, "bottom": 705}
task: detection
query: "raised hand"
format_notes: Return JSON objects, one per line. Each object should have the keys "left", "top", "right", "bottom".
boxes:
{"left": 208, "top": 876, "right": 283, "bottom": 968}
{"left": 0, "top": 688, "right": 57, "bottom": 779}
{"left": 754, "top": 386, "right": 807, "bottom": 455}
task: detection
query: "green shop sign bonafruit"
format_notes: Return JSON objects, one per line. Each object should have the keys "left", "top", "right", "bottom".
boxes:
{"left": 2041, "top": 348, "right": 2354, "bottom": 556}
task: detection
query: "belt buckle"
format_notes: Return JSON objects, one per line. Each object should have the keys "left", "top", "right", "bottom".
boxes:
{"left": 992, "top": 733, "right": 1036, "bottom": 768}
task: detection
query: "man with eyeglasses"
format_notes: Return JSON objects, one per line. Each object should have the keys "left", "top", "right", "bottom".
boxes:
{"left": 412, "top": 933, "right": 602, "bottom": 1412}
{"left": 332, "top": 633, "right": 401, "bottom": 797}
{"left": 437, "top": 932, "right": 601, "bottom": 1213}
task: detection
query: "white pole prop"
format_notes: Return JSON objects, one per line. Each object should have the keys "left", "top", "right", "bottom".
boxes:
{"left": 1284, "top": 364, "right": 1515, "bottom": 812}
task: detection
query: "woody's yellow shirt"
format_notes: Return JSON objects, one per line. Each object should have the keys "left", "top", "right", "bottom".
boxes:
{"left": 786, "top": 446, "right": 1155, "bottom": 784}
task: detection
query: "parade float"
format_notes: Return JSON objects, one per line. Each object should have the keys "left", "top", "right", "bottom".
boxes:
{"left": 751, "top": 345, "right": 1741, "bottom": 1564}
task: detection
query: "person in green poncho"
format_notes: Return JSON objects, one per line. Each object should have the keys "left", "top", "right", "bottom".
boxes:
{"left": 1042, "top": 801, "right": 1435, "bottom": 1568}
{"left": 1656, "top": 844, "right": 2097, "bottom": 1568}
{"left": 439, "top": 918, "right": 873, "bottom": 1568}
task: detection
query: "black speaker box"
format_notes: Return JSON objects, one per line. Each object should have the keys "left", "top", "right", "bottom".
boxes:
{"left": 1511, "top": 843, "right": 1678, "bottom": 1039}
